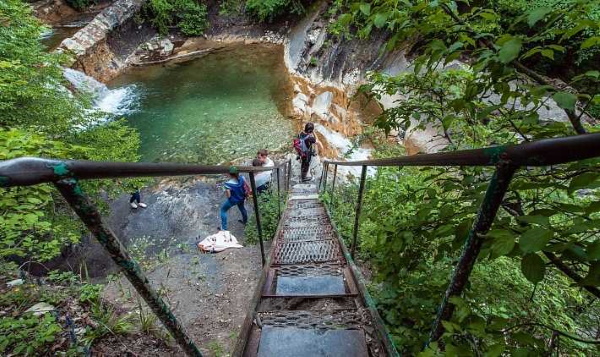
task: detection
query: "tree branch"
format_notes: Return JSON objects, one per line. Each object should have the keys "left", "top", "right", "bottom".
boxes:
{"left": 543, "top": 251, "right": 600, "bottom": 299}
{"left": 501, "top": 322, "right": 600, "bottom": 345}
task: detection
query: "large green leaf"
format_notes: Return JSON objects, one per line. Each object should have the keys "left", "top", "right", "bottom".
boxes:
{"left": 581, "top": 36, "right": 600, "bottom": 49}
{"left": 517, "top": 215, "right": 550, "bottom": 226}
{"left": 521, "top": 253, "right": 546, "bottom": 283}
{"left": 526, "top": 7, "right": 552, "bottom": 27}
{"left": 373, "top": 12, "right": 388, "bottom": 29}
{"left": 552, "top": 91, "right": 577, "bottom": 112}
{"left": 519, "top": 227, "right": 553, "bottom": 253}
{"left": 498, "top": 38, "right": 522, "bottom": 63}
{"left": 587, "top": 240, "right": 600, "bottom": 260}
{"left": 359, "top": 3, "right": 371, "bottom": 16}
{"left": 487, "top": 229, "right": 515, "bottom": 257}
{"left": 581, "top": 262, "right": 600, "bottom": 286}
{"left": 569, "top": 172, "right": 600, "bottom": 193}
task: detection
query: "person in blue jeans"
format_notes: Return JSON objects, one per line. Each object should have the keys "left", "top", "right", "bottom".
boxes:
{"left": 220, "top": 166, "right": 248, "bottom": 231}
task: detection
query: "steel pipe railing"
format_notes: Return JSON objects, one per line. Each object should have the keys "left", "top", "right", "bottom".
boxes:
{"left": 0, "top": 157, "right": 290, "bottom": 357}
{"left": 0, "top": 157, "right": 290, "bottom": 187}
{"left": 3, "top": 133, "right": 600, "bottom": 352}
{"left": 319, "top": 133, "right": 600, "bottom": 347}
{"left": 325, "top": 133, "right": 600, "bottom": 167}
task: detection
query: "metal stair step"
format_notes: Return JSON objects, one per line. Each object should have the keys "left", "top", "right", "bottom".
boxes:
{"left": 257, "top": 327, "right": 368, "bottom": 357}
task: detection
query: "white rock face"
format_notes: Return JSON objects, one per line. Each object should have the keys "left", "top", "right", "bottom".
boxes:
{"left": 314, "top": 124, "right": 373, "bottom": 179}
{"left": 312, "top": 91, "right": 333, "bottom": 119}
{"left": 293, "top": 93, "right": 309, "bottom": 115}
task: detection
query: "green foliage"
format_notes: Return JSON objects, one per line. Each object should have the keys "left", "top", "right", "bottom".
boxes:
{"left": 0, "top": 268, "right": 135, "bottom": 355}
{"left": 219, "top": 0, "right": 245, "bottom": 15}
{"left": 245, "top": 0, "right": 305, "bottom": 22}
{"left": 324, "top": 2, "right": 600, "bottom": 351}
{"left": 0, "top": 129, "right": 82, "bottom": 261}
{"left": 145, "top": 0, "right": 208, "bottom": 36}
{"left": 0, "top": 0, "right": 85, "bottom": 132}
{"left": 0, "top": 0, "right": 144, "bottom": 264}
{"left": 488, "top": 0, "right": 600, "bottom": 66}
{"left": 79, "top": 283, "right": 103, "bottom": 304}
{"left": 244, "top": 190, "right": 285, "bottom": 244}
{"left": 327, "top": 163, "right": 600, "bottom": 354}
{"left": 0, "top": 314, "right": 62, "bottom": 355}
{"left": 64, "top": 0, "right": 95, "bottom": 11}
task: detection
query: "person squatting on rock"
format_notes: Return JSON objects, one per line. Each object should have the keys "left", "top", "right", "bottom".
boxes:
{"left": 254, "top": 149, "right": 274, "bottom": 192}
{"left": 252, "top": 158, "right": 270, "bottom": 194}
{"left": 294, "top": 122, "right": 323, "bottom": 182}
{"left": 129, "top": 188, "right": 147, "bottom": 209}
{"left": 220, "top": 166, "right": 249, "bottom": 231}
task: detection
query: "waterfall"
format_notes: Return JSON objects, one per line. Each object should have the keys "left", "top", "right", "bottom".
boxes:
{"left": 63, "top": 68, "right": 138, "bottom": 116}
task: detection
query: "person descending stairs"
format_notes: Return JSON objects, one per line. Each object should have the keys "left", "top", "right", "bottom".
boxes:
{"left": 235, "top": 180, "right": 397, "bottom": 357}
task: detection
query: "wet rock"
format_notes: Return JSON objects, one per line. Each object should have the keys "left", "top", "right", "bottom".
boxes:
{"left": 312, "top": 91, "right": 333, "bottom": 119}
{"left": 140, "top": 36, "right": 175, "bottom": 58}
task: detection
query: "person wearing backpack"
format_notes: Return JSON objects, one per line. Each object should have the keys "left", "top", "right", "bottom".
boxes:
{"left": 293, "top": 122, "right": 323, "bottom": 182}
{"left": 220, "top": 166, "right": 249, "bottom": 231}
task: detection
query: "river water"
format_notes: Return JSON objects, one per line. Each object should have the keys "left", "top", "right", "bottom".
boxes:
{"left": 108, "top": 43, "right": 295, "bottom": 164}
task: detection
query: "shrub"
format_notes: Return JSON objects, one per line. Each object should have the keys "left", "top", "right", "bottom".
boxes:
{"left": 244, "top": 190, "right": 285, "bottom": 244}
{"left": 146, "top": 0, "right": 208, "bottom": 36}
{"left": 65, "top": 0, "right": 95, "bottom": 11}
{"left": 245, "top": 0, "right": 305, "bottom": 22}
{"left": 0, "top": 314, "right": 62, "bottom": 355}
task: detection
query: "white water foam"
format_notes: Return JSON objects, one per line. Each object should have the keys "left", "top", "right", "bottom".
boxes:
{"left": 63, "top": 68, "right": 138, "bottom": 117}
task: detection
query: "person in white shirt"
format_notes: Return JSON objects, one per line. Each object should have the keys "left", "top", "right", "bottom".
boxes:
{"left": 255, "top": 149, "right": 274, "bottom": 193}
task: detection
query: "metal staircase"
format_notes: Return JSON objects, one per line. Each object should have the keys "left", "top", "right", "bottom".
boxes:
{"left": 235, "top": 183, "right": 397, "bottom": 357}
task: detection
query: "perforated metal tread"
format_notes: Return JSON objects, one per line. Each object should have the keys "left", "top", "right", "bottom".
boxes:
{"left": 287, "top": 207, "right": 327, "bottom": 218}
{"left": 280, "top": 226, "right": 336, "bottom": 242}
{"left": 241, "top": 183, "right": 393, "bottom": 356}
{"left": 273, "top": 239, "right": 341, "bottom": 265}
{"left": 276, "top": 263, "right": 345, "bottom": 277}
{"left": 257, "top": 309, "right": 370, "bottom": 330}
{"left": 289, "top": 200, "right": 322, "bottom": 210}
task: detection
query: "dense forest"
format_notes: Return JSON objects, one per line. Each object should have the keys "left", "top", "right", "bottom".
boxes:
{"left": 1, "top": 0, "right": 599, "bottom": 355}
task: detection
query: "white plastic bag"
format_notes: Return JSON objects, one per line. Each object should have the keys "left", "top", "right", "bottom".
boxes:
{"left": 197, "top": 230, "right": 243, "bottom": 253}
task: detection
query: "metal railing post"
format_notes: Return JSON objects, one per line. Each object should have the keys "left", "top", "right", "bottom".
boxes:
{"left": 330, "top": 164, "right": 338, "bottom": 209}
{"left": 276, "top": 167, "right": 281, "bottom": 221}
{"left": 318, "top": 162, "right": 326, "bottom": 191}
{"left": 286, "top": 159, "right": 292, "bottom": 191}
{"left": 351, "top": 165, "right": 367, "bottom": 258}
{"left": 428, "top": 162, "right": 518, "bottom": 344}
{"left": 249, "top": 172, "right": 266, "bottom": 266}
{"left": 322, "top": 162, "right": 329, "bottom": 193}
{"left": 54, "top": 178, "right": 202, "bottom": 357}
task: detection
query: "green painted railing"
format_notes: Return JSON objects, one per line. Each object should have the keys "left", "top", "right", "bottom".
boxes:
{"left": 321, "top": 133, "right": 600, "bottom": 345}
{"left": 0, "top": 158, "right": 291, "bottom": 357}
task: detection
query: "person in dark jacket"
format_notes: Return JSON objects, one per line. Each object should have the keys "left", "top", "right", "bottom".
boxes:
{"left": 129, "top": 188, "right": 147, "bottom": 209}
{"left": 220, "top": 166, "right": 248, "bottom": 231}
{"left": 296, "top": 122, "right": 323, "bottom": 181}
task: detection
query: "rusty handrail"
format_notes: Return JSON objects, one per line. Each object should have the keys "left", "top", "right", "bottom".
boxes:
{"left": 0, "top": 157, "right": 291, "bottom": 357}
{"left": 319, "top": 133, "right": 600, "bottom": 349}
{"left": 324, "top": 133, "right": 600, "bottom": 167}
{"left": 0, "top": 157, "right": 290, "bottom": 187}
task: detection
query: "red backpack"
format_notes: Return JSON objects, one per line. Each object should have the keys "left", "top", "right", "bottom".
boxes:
{"left": 293, "top": 133, "right": 312, "bottom": 157}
